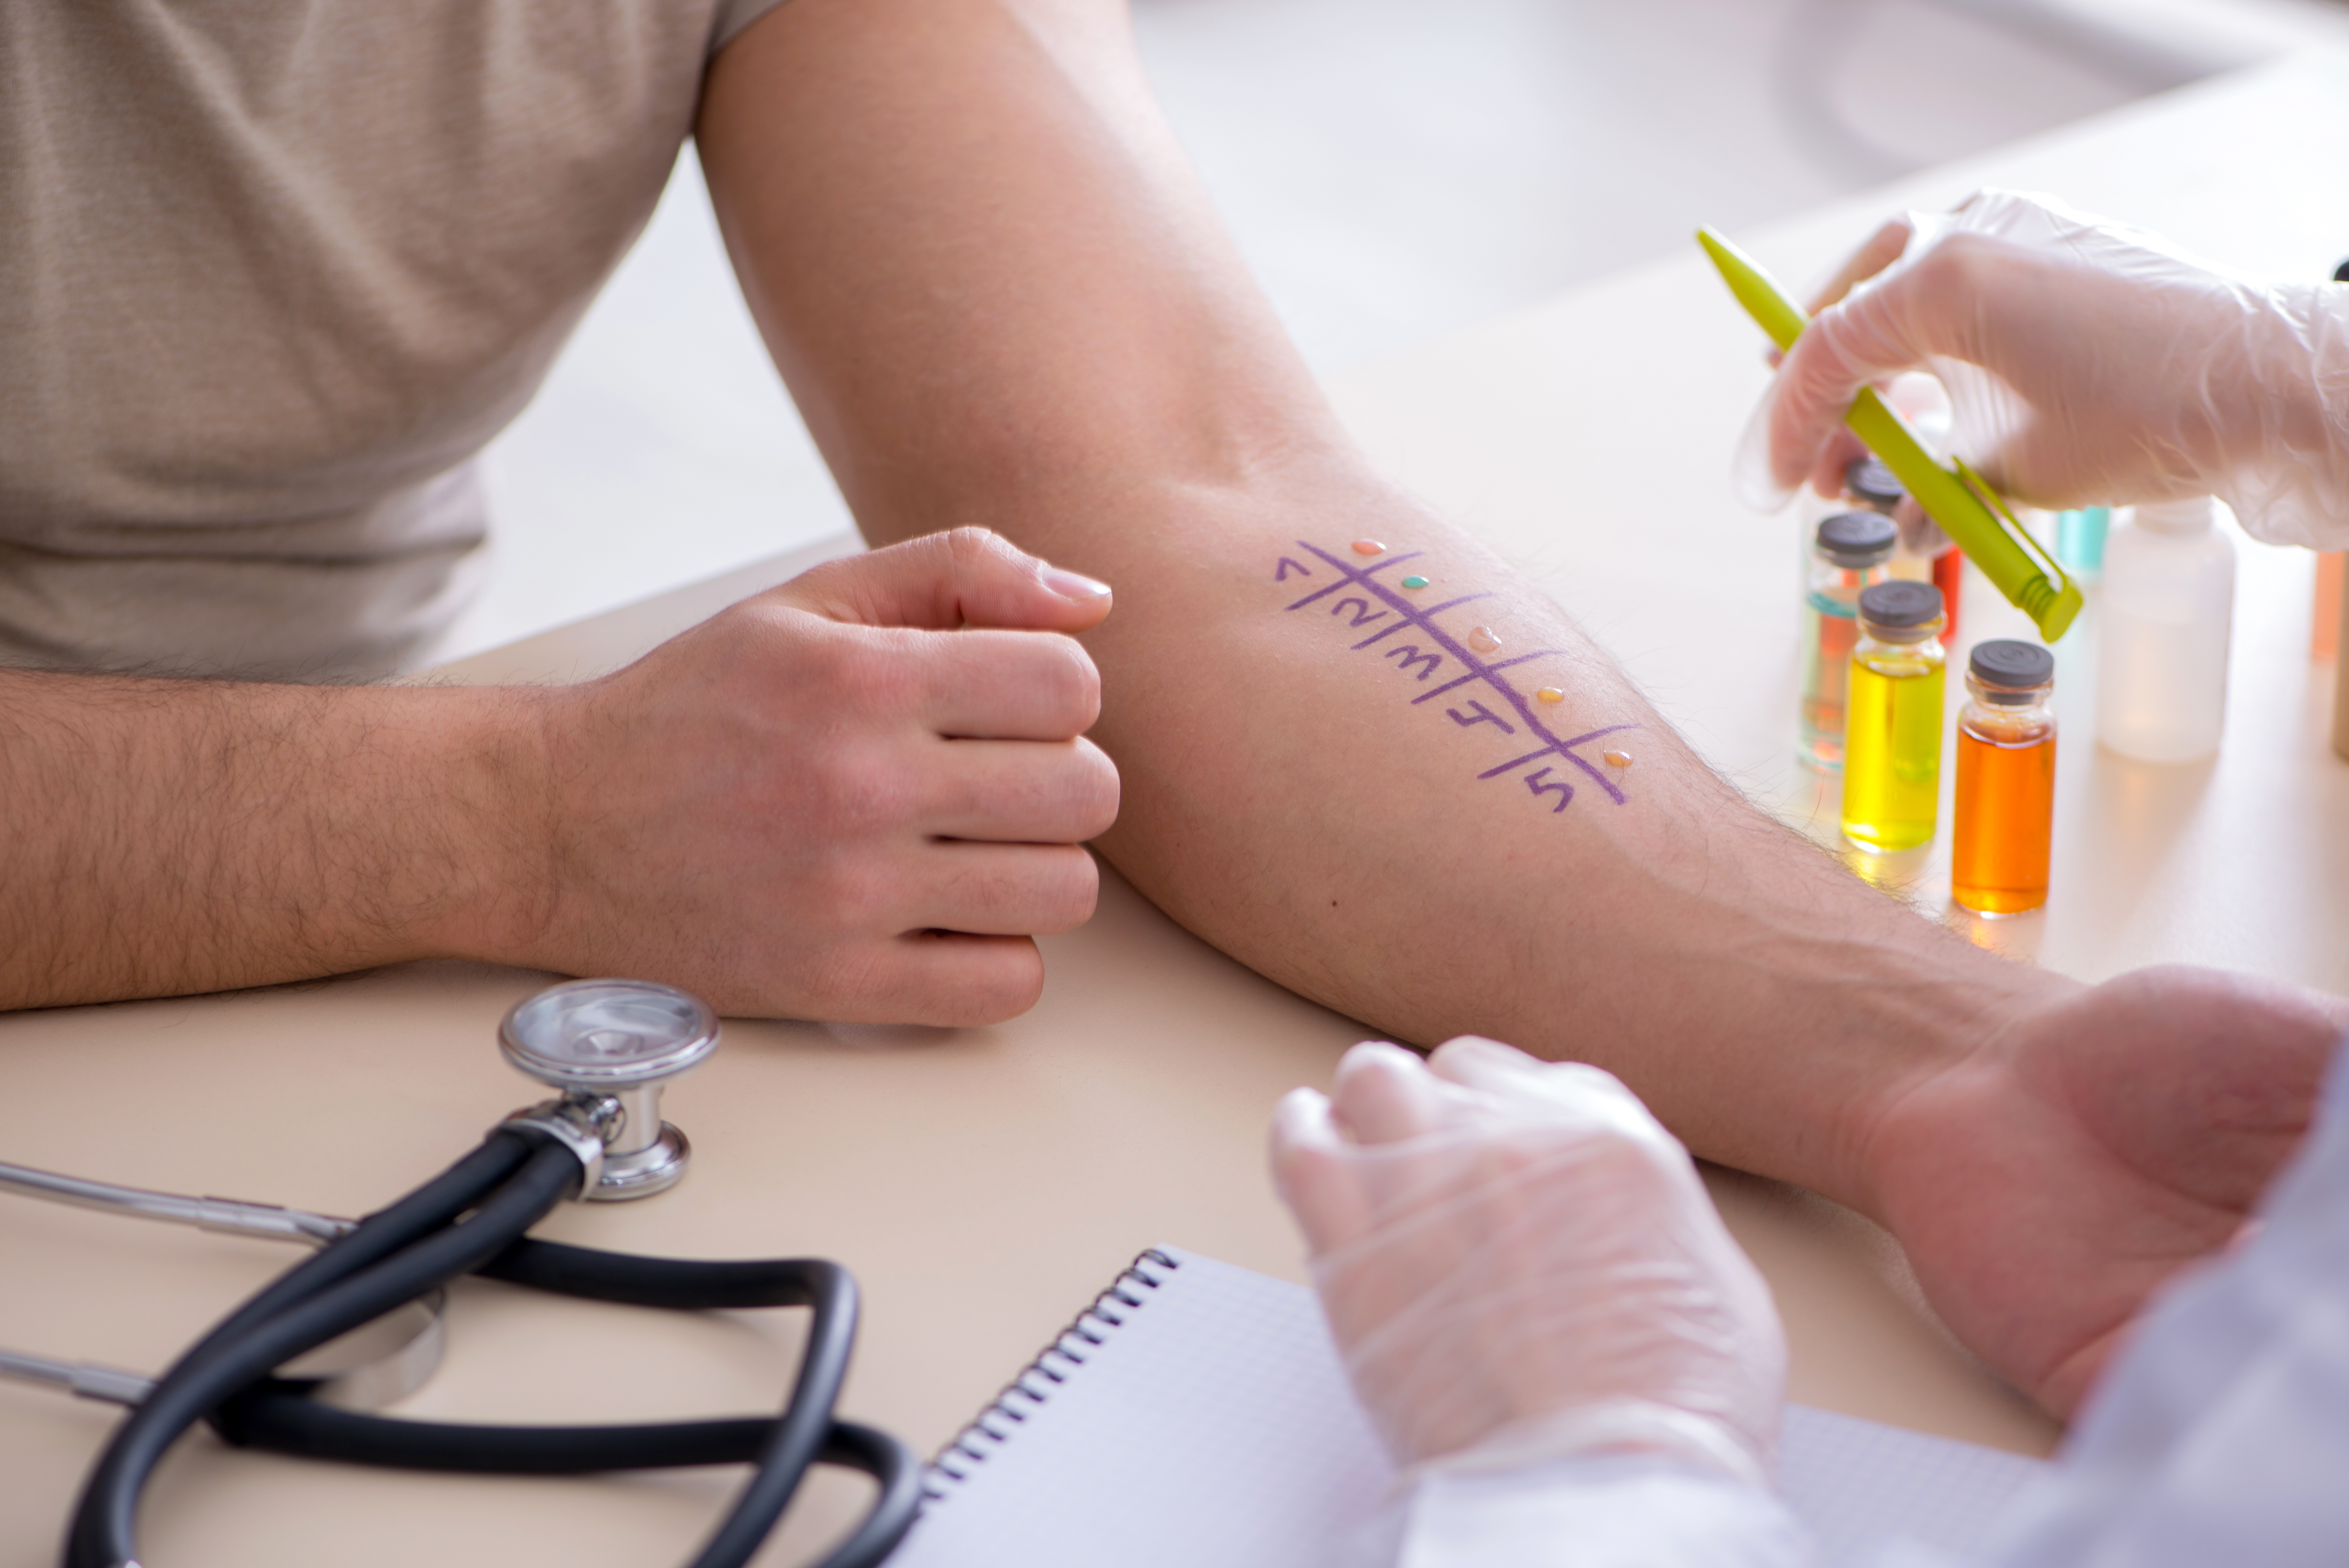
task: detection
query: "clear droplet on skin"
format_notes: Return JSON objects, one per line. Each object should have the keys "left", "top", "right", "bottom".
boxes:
{"left": 1603, "top": 749, "right": 1634, "bottom": 768}
{"left": 1536, "top": 687, "right": 1564, "bottom": 704}
{"left": 1467, "top": 627, "right": 1501, "bottom": 654}
{"left": 1352, "top": 539, "right": 1385, "bottom": 556}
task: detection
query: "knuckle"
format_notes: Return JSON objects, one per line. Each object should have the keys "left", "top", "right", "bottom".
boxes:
{"left": 802, "top": 739, "right": 917, "bottom": 838}
{"left": 941, "top": 525, "right": 1014, "bottom": 579}
{"left": 804, "top": 851, "right": 893, "bottom": 933}
{"left": 1070, "top": 741, "right": 1121, "bottom": 835}
{"left": 929, "top": 939, "right": 1045, "bottom": 1026}
{"left": 1036, "top": 846, "right": 1100, "bottom": 930}
{"left": 1032, "top": 635, "right": 1101, "bottom": 729}
{"left": 830, "top": 634, "right": 913, "bottom": 709}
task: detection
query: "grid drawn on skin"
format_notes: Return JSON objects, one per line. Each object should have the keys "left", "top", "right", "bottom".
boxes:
{"left": 901, "top": 1249, "right": 2054, "bottom": 1568}
{"left": 1276, "top": 540, "right": 1635, "bottom": 807}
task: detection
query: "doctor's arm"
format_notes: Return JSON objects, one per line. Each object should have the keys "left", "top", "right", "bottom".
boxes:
{"left": 699, "top": 0, "right": 2349, "bottom": 1418}
{"left": 1759, "top": 188, "right": 2349, "bottom": 550}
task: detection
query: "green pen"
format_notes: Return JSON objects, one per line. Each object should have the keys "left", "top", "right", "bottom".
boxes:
{"left": 1697, "top": 226, "right": 2082, "bottom": 643}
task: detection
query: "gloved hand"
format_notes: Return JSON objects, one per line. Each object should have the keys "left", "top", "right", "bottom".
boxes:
{"left": 1747, "top": 187, "right": 2349, "bottom": 551}
{"left": 1270, "top": 1037, "right": 1786, "bottom": 1488}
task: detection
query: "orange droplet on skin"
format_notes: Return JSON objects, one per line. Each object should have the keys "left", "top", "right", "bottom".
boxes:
{"left": 1352, "top": 539, "right": 1385, "bottom": 556}
{"left": 1467, "top": 627, "right": 1501, "bottom": 654}
{"left": 1536, "top": 688, "right": 1564, "bottom": 704}
{"left": 1603, "top": 749, "right": 1634, "bottom": 768}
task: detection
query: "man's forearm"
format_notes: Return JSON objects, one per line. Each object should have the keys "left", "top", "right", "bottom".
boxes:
{"left": 1018, "top": 468, "right": 2067, "bottom": 1204}
{"left": 700, "top": 0, "right": 2072, "bottom": 1208}
{"left": 0, "top": 671, "right": 547, "bottom": 1007}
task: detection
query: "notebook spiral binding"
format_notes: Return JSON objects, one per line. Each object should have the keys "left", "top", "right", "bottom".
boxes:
{"left": 920, "top": 1247, "right": 1183, "bottom": 1504}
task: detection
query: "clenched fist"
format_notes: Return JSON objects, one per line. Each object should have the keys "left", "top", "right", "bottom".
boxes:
{"left": 508, "top": 528, "right": 1121, "bottom": 1023}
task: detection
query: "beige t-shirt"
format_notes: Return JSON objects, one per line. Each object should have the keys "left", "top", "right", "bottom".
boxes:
{"left": 0, "top": 0, "right": 784, "bottom": 682}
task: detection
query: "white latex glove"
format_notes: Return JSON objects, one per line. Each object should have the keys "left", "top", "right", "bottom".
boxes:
{"left": 1748, "top": 187, "right": 2349, "bottom": 551}
{"left": 1270, "top": 1037, "right": 1787, "bottom": 1489}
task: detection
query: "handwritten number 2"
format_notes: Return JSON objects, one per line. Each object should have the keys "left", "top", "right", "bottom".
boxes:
{"left": 1330, "top": 596, "right": 1388, "bottom": 629}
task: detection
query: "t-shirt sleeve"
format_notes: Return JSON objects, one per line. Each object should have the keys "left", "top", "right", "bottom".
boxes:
{"left": 710, "top": 0, "right": 791, "bottom": 53}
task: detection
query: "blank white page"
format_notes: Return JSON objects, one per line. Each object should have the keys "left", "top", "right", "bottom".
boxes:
{"left": 889, "top": 1247, "right": 2049, "bottom": 1568}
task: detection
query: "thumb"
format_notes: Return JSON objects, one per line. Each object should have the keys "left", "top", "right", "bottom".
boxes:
{"left": 770, "top": 527, "right": 1114, "bottom": 632}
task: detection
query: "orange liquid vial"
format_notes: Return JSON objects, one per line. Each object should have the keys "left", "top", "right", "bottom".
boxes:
{"left": 1951, "top": 640, "right": 2057, "bottom": 915}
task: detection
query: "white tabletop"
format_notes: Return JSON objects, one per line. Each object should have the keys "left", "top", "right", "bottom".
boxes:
{"left": 7, "top": 50, "right": 2349, "bottom": 1568}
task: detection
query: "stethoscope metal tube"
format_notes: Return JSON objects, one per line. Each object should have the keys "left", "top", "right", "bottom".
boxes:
{"left": 10, "top": 978, "right": 922, "bottom": 1568}
{"left": 0, "top": 1161, "right": 356, "bottom": 1246}
{"left": 0, "top": 1164, "right": 444, "bottom": 1411}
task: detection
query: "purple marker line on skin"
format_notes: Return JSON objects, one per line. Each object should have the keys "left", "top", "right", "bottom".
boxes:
{"left": 1411, "top": 650, "right": 1561, "bottom": 704}
{"left": 1293, "top": 542, "right": 1636, "bottom": 804}
{"left": 1417, "top": 593, "right": 1496, "bottom": 620}
{"left": 1281, "top": 549, "right": 1425, "bottom": 610}
{"left": 1289, "top": 540, "right": 1640, "bottom": 805}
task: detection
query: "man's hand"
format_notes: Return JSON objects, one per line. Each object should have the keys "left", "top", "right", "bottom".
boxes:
{"left": 0, "top": 527, "right": 1116, "bottom": 1019}
{"left": 1861, "top": 965, "right": 2348, "bottom": 1417}
{"left": 511, "top": 528, "right": 1119, "bottom": 1024}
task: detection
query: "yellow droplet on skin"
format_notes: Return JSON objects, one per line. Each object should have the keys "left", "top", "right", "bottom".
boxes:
{"left": 1536, "top": 688, "right": 1564, "bottom": 704}
{"left": 1603, "top": 749, "right": 1634, "bottom": 768}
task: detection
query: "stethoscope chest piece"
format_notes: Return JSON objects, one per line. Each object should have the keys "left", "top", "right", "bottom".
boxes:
{"left": 499, "top": 979, "right": 719, "bottom": 1200}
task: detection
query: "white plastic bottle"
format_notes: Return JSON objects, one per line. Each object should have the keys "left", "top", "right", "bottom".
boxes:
{"left": 2096, "top": 497, "right": 2237, "bottom": 762}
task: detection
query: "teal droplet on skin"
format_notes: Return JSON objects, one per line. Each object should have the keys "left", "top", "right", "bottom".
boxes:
{"left": 1401, "top": 576, "right": 1429, "bottom": 589}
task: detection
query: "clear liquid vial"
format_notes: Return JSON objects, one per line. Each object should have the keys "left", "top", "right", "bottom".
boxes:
{"left": 2096, "top": 498, "right": 2235, "bottom": 763}
{"left": 1953, "top": 640, "right": 2056, "bottom": 915}
{"left": 1843, "top": 581, "right": 1946, "bottom": 854}
{"left": 1800, "top": 510, "right": 1896, "bottom": 772}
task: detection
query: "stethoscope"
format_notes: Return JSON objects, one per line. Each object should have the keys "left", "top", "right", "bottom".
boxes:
{"left": 0, "top": 978, "right": 922, "bottom": 1568}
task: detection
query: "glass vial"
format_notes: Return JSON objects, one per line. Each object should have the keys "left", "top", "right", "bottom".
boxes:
{"left": 1801, "top": 511, "right": 1897, "bottom": 771}
{"left": 1843, "top": 581, "right": 1947, "bottom": 853}
{"left": 2096, "top": 497, "right": 2235, "bottom": 762}
{"left": 1952, "top": 640, "right": 2056, "bottom": 915}
{"left": 1848, "top": 456, "right": 1963, "bottom": 641}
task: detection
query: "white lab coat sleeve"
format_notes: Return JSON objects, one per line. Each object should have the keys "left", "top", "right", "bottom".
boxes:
{"left": 1345, "top": 1042, "right": 2349, "bottom": 1568}
{"left": 1344, "top": 1453, "right": 1816, "bottom": 1568}
{"left": 1969, "top": 1037, "right": 2349, "bottom": 1568}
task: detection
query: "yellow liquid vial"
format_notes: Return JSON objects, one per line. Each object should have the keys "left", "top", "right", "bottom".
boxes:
{"left": 1843, "top": 647, "right": 1944, "bottom": 852}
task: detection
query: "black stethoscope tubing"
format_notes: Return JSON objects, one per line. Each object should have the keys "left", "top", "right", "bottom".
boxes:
{"left": 65, "top": 1127, "right": 921, "bottom": 1568}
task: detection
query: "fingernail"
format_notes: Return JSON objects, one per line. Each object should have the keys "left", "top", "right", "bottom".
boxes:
{"left": 1044, "top": 567, "right": 1112, "bottom": 601}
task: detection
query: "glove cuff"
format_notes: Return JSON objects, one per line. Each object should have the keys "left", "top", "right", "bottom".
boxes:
{"left": 1406, "top": 1395, "right": 1774, "bottom": 1493}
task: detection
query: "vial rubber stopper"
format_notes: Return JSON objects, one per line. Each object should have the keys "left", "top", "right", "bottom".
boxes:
{"left": 1844, "top": 458, "right": 1905, "bottom": 511}
{"left": 1816, "top": 511, "right": 1897, "bottom": 568}
{"left": 1857, "top": 580, "right": 1943, "bottom": 629}
{"left": 1968, "top": 639, "right": 2054, "bottom": 698}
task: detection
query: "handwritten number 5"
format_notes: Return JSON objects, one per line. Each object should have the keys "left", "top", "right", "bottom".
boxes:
{"left": 1525, "top": 767, "right": 1573, "bottom": 813}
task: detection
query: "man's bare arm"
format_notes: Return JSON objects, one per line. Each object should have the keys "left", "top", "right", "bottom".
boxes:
{"left": 0, "top": 672, "right": 546, "bottom": 1005}
{"left": 700, "top": 0, "right": 2349, "bottom": 1414}
{"left": 0, "top": 534, "right": 1119, "bottom": 1019}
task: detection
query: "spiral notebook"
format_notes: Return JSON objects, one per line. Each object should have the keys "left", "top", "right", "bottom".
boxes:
{"left": 889, "top": 1246, "right": 2050, "bottom": 1568}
